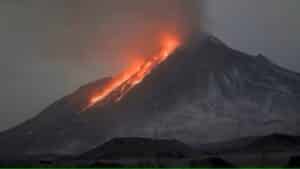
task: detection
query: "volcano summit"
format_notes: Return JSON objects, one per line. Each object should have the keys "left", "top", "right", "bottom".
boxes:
{"left": 0, "top": 34, "right": 300, "bottom": 165}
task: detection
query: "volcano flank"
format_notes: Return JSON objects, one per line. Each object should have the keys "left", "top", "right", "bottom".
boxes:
{"left": 1, "top": 34, "right": 300, "bottom": 160}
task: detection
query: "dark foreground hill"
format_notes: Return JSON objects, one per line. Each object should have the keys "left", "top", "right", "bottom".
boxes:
{"left": 80, "top": 137, "right": 193, "bottom": 160}
{"left": 1, "top": 134, "right": 300, "bottom": 167}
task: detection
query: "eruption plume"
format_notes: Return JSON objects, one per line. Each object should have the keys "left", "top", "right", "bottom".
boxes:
{"left": 49, "top": 0, "right": 202, "bottom": 68}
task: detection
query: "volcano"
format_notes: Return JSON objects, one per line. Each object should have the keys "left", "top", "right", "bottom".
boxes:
{"left": 1, "top": 34, "right": 300, "bottom": 158}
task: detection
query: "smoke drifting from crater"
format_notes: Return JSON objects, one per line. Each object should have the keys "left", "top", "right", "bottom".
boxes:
{"left": 50, "top": 0, "right": 203, "bottom": 74}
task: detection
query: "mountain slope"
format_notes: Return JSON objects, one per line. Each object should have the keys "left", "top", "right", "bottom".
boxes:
{"left": 0, "top": 34, "right": 300, "bottom": 155}
{"left": 80, "top": 34, "right": 300, "bottom": 145}
{"left": 0, "top": 78, "right": 110, "bottom": 155}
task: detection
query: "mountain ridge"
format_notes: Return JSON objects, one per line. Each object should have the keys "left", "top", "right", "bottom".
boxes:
{"left": 0, "top": 33, "right": 300, "bottom": 155}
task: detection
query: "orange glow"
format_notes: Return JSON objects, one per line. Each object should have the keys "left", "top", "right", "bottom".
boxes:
{"left": 85, "top": 34, "right": 180, "bottom": 110}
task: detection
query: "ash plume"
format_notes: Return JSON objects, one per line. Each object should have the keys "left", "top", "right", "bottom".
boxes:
{"left": 49, "top": 0, "right": 203, "bottom": 74}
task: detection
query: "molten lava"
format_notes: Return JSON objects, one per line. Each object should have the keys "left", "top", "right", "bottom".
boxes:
{"left": 85, "top": 34, "right": 180, "bottom": 110}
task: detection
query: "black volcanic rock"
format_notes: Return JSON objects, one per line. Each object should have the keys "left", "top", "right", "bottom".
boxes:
{"left": 198, "top": 133, "right": 300, "bottom": 154}
{"left": 243, "top": 133, "right": 300, "bottom": 152}
{"left": 80, "top": 137, "right": 192, "bottom": 160}
{"left": 189, "top": 157, "right": 236, "bottom": 168}
{"left": 0, "top": 33, "right": 300, "bottom": 156}
{"left": 287, "top": 156, "right": 300, "bottom": 167}
{"left": 89, "top": 161, "right": 124, "bottom": 168}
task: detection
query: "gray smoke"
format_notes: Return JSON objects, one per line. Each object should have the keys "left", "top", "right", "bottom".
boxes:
{"left": 47, "top": 0, "right": 203, "bottom": 73}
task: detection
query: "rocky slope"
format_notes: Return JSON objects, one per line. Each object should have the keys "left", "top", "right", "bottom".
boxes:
{"left": 0, "top": 33, "right": 300, "bottom": 156}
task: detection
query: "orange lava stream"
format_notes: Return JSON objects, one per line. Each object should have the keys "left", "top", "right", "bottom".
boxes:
{"left": 85, "top": 34, "right": 180, "bottom": 110}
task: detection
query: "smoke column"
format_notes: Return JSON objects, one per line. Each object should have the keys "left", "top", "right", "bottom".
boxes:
{"left": 49, "top": 0, "right": 203, "bottom": 75}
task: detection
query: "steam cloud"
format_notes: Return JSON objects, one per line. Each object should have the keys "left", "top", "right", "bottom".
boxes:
{"left": 49, "top": 0, "right": 203, "bottom": 74}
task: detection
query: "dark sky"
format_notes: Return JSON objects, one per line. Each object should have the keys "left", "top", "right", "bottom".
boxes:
{"left": 0, "top": 0, "right": 299, "bottom": 131}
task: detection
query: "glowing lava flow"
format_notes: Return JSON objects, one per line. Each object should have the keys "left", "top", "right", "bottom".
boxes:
{"left": 84, "top": 35, "right": 180, "bottom": 111}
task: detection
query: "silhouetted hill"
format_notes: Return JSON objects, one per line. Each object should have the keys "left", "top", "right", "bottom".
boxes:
{"left": 80, "top": 137, "right": 193, "bottom": 160}
{"left": 198, "top": 133, "right": 300, "bottom": 154}
{"left": 241, "top": 133, "right": 300, "bottom": 152}
{"left": 189, "top": 157, "right": 235, "bottom": 168}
